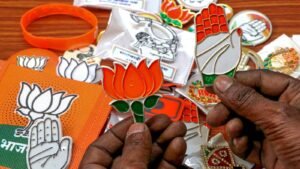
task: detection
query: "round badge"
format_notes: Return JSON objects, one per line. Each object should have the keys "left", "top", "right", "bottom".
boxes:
{"left": 229, "top": 10, "right": 272, "bottom": 46}
{"left": 238, "top": 47, "right": 264, "bottom": 71}
{"left": 218, "top": 4, "right": 234, "bottom": 21}
{"left": 176, "top": 0, "right": 218, "bottom": 11}
{"left": 263, "top": 47, "right": 300, "bottom": 75}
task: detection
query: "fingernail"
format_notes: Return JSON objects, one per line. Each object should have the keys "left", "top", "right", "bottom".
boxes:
{"left": 215, "top": 76, "right": 233, "bottom": 93}
{"left": 127, "top": 123, "right": 145, "bottom": 138}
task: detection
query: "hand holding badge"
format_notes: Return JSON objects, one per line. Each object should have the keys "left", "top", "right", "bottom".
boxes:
{"left": 195, "top": 3, "right": 242, "bottom": 86}
{"left": 102, "top": 58, "right": 163, "bottom": 123}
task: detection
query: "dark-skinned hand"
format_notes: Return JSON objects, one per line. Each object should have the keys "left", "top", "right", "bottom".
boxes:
{"left": 207, "top": 70, "right": 300, "bottom": 169}
{"left": 79, "top": 114, "right": 187, "bottom": 169}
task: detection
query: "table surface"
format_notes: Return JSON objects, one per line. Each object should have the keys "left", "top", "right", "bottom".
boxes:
{"left": 0, "top": 0, "right": 299, "bottom": 59}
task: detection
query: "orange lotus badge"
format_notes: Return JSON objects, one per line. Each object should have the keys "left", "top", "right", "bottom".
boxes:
{"left": 102, "top": 59, "right": 163, "bottom": 123}
{"left": 160, "top": 0, "right": 194, "bottom": 28}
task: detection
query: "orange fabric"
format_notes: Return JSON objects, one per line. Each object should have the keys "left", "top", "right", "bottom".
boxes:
{"left": 20, "top": 4, "right": 98, "bottom": 51}
{"left": 0, "top": 60, "right": 9, "bottom": 80}
{"left": 0, "top": 64, "right": 112, "bottom": 169}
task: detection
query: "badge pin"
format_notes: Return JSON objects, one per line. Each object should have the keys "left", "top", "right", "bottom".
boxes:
{"left": 264, "top": 47, "right": 300, "bottom": 75}
{"left": 229, "top": 10, "right": 272, "bottom": 46}
{"left": 160, "top": 0, "right": 194, "bottom": 28}
{"left": 102, "top": 58, "right": 164, "bottom": 123}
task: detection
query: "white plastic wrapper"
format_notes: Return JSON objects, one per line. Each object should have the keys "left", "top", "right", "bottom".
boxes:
{"left": 74, "top": 0, "right": 161, "bottom": 13}
{"left": 292, "top": 35, "right": 300, "bottom": 47}
{"left": 95, "top": 8, "right": 195, "bottom": 85}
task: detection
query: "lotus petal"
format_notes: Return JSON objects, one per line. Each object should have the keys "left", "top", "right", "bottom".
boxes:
{"left": 163, "top": 0, "right": 175, "bottom": 13}
{"left": 57, "top": 57, "right": 69, "bottom": 77}
{"left": 113, "top": 63, "right": 126, "bottom": 98}
{"left": 87, "top": 64, "right": 98, "bottom": 83}
{"left": 18, "top": 82, "right": 31, "bottom": 107}
{"left": 167, "top": 6, "right": 183, "bottom": 20}
{"left": 45, "top": 92, "right": 64, "bottom": 113}
{"left": 51, "top": 95, "right": 77, "bottom": 115}
{"left": 180, "top": 10, "right": 194, "bottom": 24}
{"left": 27, "top": 58, "right": 36, "bottom": 68}
{"left": 32, "top": 89, "right": 53, "bottom": 113}
{"left": 102, "top": 67, "right": 120, "bottom": 99}
{"left": 18, "top": 56, "right": 25, "bottom": 67}
{"left": 29, "top": 112, "right": 44, "bottom": 120}
{"left": 65, "top": 59, "right": 79, "bottom": 78}
{"left": 148, "top": 60, "right": 163, "bottom": 95}
{"left": 71, "top": 61, "right": 89, "bottom": 82}
{"left": 91, "top": 67, "right": 102, "bottom": 84}
{"left": 39, "top": 58, "right": 48, "bottom": 70}
{"left": 35, "top": 57, "right": 43, "bottom": 69}
{"left": 123, "top": 63, "right": 146, "bottom": 99}
{"left": 16, "top": 107, "right": 31, "bottom": 116}
{"left": 23, "top": 57, "right": 30, "bottom": 67}
{"left": 27, "top": 85, "right": 42, "bottom": 109}
{"left": 137, "top": 59, "right": 154, "bottom": 96}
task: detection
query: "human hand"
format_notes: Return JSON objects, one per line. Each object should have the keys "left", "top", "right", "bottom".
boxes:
{"left": 207, "top": 70, "right": 300, "bottom": 169}
{"left": 27, "top": 118, "right": 72, "bottom": 169}
{"left": 79, "top": 114, "right": 187, "bottom": 169}
{"left": 240, "top": 20, "right": 266, "bottom": 43}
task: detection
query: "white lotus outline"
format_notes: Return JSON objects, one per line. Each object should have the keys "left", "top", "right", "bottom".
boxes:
{"left": 57, "top": 57, "right": 102, "bottom": 84}
{"left": 15, "top": 82, "right": 78, "bottom": 137}
{"left": 17, "top": 56, "right": 48, "bottom": 71}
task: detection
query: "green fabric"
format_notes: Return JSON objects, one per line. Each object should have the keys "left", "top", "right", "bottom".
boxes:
{"left": 0, "top": 125, "right": 28, "bottom": 169}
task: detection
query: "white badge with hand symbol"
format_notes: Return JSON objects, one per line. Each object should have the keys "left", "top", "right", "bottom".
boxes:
{"left": 195, "top": 3, "right": 242, "bottom": 86}
{"left": 27, "top": 117, "right": 72, "bottom": 169}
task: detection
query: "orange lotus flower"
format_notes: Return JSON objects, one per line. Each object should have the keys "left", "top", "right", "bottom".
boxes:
{"left": 102, "top": 59, "right": 163, "bottom": 123}
{"left": 160, "top": 0, "right": 194, "bottom": 28}
{"left": 102, "top": 59, "right": 163, "bottom": 100}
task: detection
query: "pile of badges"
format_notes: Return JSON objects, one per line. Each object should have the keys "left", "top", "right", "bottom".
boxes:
{"left": 1, "top": 0, "right": 300, "bottom": 169}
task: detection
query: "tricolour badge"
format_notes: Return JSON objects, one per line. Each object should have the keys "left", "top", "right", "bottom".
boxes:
{"left": 195, "top": 3, "right": 242, "bottom": 86}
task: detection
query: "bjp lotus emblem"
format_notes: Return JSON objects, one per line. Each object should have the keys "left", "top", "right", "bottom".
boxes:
{"left": 160, "top": 0, "right": 194, "bottom": 28}
{"left": 102, "top": 59, "right": 163, "bottom": 123}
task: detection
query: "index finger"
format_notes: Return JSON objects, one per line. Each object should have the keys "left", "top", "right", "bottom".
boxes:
{"left": 79, "top": 117, "right": 134, "bottom": 168}
{"left": 235, "top": 70, "right": 298, "bottom": 98}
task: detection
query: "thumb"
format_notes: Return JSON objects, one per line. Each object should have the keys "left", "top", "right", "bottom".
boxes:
{"left": 54, "top": 137, "right": 72, "bottom": 167}
{"left": 213, "top": 75, "right": 285, "bottom": 130}
{"left": 120, "top": 123, "right": 152, "bottom": 169}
